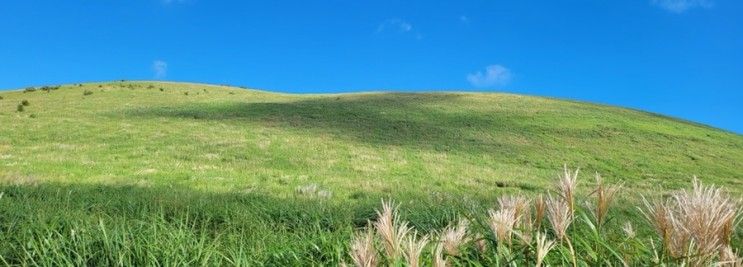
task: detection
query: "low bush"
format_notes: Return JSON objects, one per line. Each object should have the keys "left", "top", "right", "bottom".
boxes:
{"left": 83, "top": 90, "right": 94, "bottom": 96}
{"left": 16, "top": 104, "right": 24, "bottom": 112}
{"left": 21, "top": 100, "right": 30, "bottom": 106}
{"left": 40, "top": 86, "right": 60, "bottom": 92}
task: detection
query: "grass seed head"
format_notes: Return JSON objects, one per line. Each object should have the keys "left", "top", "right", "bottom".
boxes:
{"left": 373, "top": 200, "right": 411, "bottom": 260}
{"left": 488, "top": 207, "right": 519, "bottom": 245}
{"left": 591, "top": 173, "right": 622, "bottom": 226}
{"left": 439, "top": 219, "right": 469, "bottom": 256}
{"left": 555, "top": 165, "right": 579, "bottom": 215}
{"left": 350, "top": 228, "right": 378, "bottom": 267}
{"left": 535, "top": 232, "right": 556, "bottom": 267}
{"left": 402, "top": 232, "right": 428, "bottom": 267}
{"left": 545, "top": 194, "right": 572, "bottom": 241}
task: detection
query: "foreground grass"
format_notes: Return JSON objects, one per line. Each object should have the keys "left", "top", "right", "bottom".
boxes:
{"left": 0, "top": 183, "right": 465, "bottom": 265}
{"left": 0, "top": 175, "right": 739, "bottom": 265}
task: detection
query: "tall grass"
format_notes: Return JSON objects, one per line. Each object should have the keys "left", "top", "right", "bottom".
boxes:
{"left": 344, "top": 167, "right": 741, "bottom": 266}
{"left": 0, "top": 167, "right": 740, "bottom": 266}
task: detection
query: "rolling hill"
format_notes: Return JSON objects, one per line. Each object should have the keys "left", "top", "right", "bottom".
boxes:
{"left": 0, "top": 81, "right": 740, "bottom": 265}
{"left": 1, "top": 81, "right": 740, "bottom": 195}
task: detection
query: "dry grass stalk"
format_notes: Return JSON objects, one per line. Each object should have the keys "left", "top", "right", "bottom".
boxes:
{"left": 440, "top": 219, "right": 469, "bottom": 256}
{"left": 498, "top": 195, "right": 530, "bottom": 220}
{"left": 473, "top": 234, "right": 488, "bottom": 254}
{"left": 642, "top": 178, "right": 740, "bottom": 264}
{"left": 535, "top": 232, "right": 556, "bottom": 267}
{"left": 546, "top": 193, "right": 577, "bottom": 267}
{"left": 349, "top": 228, "right": 378, "bottom": 267}
{"left": 432, "top": 243, "right": 447, "bottom": 267}
{"left": 555, "top": 165, "right": 579, "bottom": 216}
{"left": 534, "top": 194, "right": 546, "bottom": 230}
{"left": 402, "top": 232, "right": 429, "bottom": 267}
{"left": 674, "top": 177, "right": 738, "bottom": 264}
{"left": 718, "top": 246, "right": 742, "bottom": 267}
{"left": 622, "top": 221, "right": 636, "bottom": 239}
{"left": 373, "top": 200, "right": 411, "bottom": 261}
{"left": 488, "top": 207, "right": 519, "bottom": 245}
{"left": 591, "top": 173, "right": 622, "bottom": 227}
{"left": 499, "top": 195, "right": 534, "bottom": 244}
{"left": 545, "top": 194, "right": 572, "bottom": 241}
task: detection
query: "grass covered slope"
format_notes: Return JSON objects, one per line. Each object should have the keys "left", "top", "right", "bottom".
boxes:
{"left": 0, "top": 81, "right": 740, "bottom": 195}
{"left": 0, "top": 81, "right": 741, "bottom": 265}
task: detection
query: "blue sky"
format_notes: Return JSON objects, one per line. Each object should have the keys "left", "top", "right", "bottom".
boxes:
{"left": 1, "top": 1, "right": 741, "bottom": 133}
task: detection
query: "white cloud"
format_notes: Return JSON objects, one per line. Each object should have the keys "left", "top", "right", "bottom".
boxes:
{"left": 152, "top": 60, "right": 168, "bottom": 79}
{"left": 467, "top": 65, "right": 512, "bottom": 88}
{"left": 376, "top": 19, "right": 414, "bottom": 34}
{"left": 652, "top": 0, "right": 712, "bottom": 13}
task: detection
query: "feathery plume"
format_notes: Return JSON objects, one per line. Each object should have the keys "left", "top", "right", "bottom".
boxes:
{"left": 440, "top": 219, "right": 470, "bottom": 256}
{"left": 534, "top": 194, "right": 546, "bottom": 230}
{"left": 545, "top": 194, "right": 572, "bottom": 241}
{"left": 642, "top": 177, "right": 740, "bottom": 264}
{"left": 373, "top": 200, "right": 411, "bottom": 261}
{"left": 622, "top": 221, "right": 636, "bottom": 239}
{"left": 402, "top": 233, "right": 429, "bottom": 267}
{"left": 718, "top": 246, "right": 742, "bottom": 267}
{"left": 349, "top": 228, "right": 378, "bottom": 267}
{"left": 535, "top": 232, "right": 556, "bottom": 267}
{"left": 488, "top": 207, "right": 519, "bottom": 245}
{"left": 555, "top": 165, "right": 579, "bottom": 216}
{"left": 432, "top": 243, "right": 447, "bottom": 267}
{"left": 591, "top": 173, "right": 622, "bottom": 227}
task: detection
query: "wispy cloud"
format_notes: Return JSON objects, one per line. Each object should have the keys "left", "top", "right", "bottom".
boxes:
{"left": 651, "top": 0, "right": 713, "bottom": 13}
{"left": 376, "top": 19, "right": 422, "bottom": 39}
{"left": 152, "top": 60, "right": 168, "bottom": 79}
{"left": 459, "top": 15, "right": 469, "bottom": 24}
{"left": 467, "top": 65, "right": 512, "bottom": 88}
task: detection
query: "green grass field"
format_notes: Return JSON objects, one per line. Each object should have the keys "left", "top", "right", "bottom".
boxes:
{"left": 0, "top": 81, "right": 741, "bottom": 265}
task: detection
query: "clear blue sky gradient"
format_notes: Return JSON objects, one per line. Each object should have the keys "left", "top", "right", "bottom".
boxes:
{"left": 1, "top": 1, "right": 741, "bottom": 133}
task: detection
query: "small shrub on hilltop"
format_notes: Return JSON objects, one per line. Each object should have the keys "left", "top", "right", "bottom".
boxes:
{"left": 21, "top": 100, "right": 30, "bottom": 106}
{"left": 159, "top": 88, "right": 164, "bottom": 92}
{"left": 184, "top": 92, "right": 189, "bottom": 96}
{"left": 16, "top": 104, "right": 24, "bottom": 112}
{"left": 0, "top": 96, "right": 4, "bottom": 100}
{"left": 83, "top": 90, "right": 93, "bottom": 96}
{"left": 40, "top": 86, "right": 60, "bottom": 92}
{"left": 23, "top": 87, "right": 36, "bottom": 93}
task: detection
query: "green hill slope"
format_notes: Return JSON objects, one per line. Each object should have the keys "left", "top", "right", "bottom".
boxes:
{"left": 0, "top": 81, "right": 741, "bottom": 196}
{"left": 0, "top": 81, "right": 741, "bottom": 265}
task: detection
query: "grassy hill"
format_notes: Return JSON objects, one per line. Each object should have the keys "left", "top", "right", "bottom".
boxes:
{"left": 0, "top": 81, "right": 741, "bottom": 265}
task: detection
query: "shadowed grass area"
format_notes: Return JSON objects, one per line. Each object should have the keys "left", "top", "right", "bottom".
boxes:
{"left": 0, "top": 183, "right": 471, "bottom": 265}
{"left": 120, "top": 90, "right": 743, "bottom": 193}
